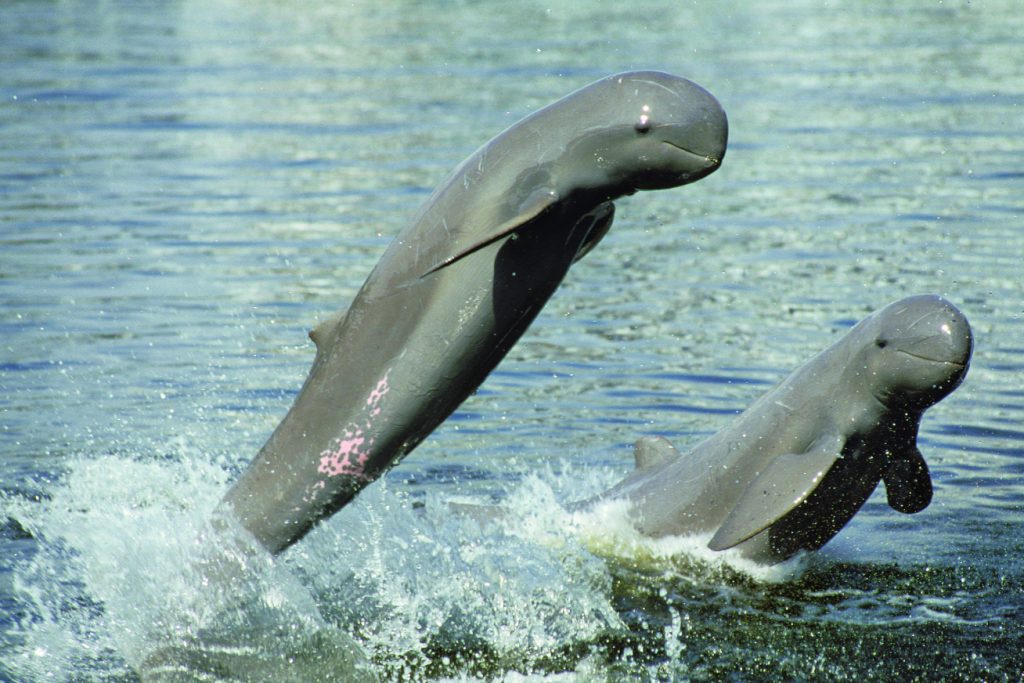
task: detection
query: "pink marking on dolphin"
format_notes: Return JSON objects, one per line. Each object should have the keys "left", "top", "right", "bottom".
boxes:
{"left": 317, "top": 430, "right": 369, "bottom": 478}
{"left": 314, "top": 371, "right": 392, "bottom": 481}
{"left": 367, "top": 375, "right": 390, "bottom": 407}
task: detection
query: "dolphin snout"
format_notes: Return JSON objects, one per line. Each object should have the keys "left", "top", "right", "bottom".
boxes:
{"left": 670, "top": 110, "right": 728, "bottom": 169}
{"left": 895, "top": 298, "right": 973, "bottom": 366}
{"left": 869, "top": 296, "right": 972, "bottom": 410}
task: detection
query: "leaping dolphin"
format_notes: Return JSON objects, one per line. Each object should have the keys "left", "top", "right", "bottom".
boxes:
{"left": 219, "top": 71, "right": 729, "bottom": 553}
{"left": 580, "top": 295, "right": 973, "bottom": 564}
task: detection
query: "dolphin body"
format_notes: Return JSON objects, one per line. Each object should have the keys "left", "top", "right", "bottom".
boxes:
{"left": 582, "top": 295, "right": 973, "bottom": 564}
{"left": 220, "top": 71, "right": 728, "bottom": 554}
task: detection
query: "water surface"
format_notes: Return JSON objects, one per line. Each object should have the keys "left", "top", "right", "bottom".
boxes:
{"left": 2, "top": 1, "right": 1023, "bottom": 680}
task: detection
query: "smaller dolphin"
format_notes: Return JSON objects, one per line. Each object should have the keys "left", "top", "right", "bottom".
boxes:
{"left": 581, "top": 295, "right": 973, "bottom": 564}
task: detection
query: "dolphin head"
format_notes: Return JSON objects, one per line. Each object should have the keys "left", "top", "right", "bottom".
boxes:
{"left": 862, "top": 295, "right": 973, "bottom": 410}
{"left": 558, "top": 71, "right": 728, "bottom": 194}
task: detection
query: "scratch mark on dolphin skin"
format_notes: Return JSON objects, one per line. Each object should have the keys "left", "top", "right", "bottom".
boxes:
{"left": 304, "top": 371, "right": 392, "bottom": 503}
{"left": 631, "top": 78, "right": 681, "bottom": 98}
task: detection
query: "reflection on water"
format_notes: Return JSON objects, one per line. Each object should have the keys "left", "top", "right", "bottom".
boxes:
{"left": 2, "top": 0, "right": 1023, "bottom": 680}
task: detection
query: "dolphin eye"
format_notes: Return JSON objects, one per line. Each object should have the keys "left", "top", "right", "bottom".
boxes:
{"left": 635, "top": 106, "right": 652, "bottom": 134}
{"left": 876, "top": 339, "right": 888, "bottom": 349}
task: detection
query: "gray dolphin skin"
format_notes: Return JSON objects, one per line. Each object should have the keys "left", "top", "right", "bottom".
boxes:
{"left": 219, "top": 71, "right": 729, "bottom": 554}
{"left": 583, "top": 295, "right": 972, "bottom": 564}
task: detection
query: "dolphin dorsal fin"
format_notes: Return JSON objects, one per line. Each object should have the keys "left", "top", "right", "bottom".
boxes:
{"left": 633, "top": 436, "right": 681, "bottom": 470}
{"left": 309, "top": 308, "right": 348, "bottom": 351}
{"left": 709, "top": 435, "right": 843, "bottom": 551}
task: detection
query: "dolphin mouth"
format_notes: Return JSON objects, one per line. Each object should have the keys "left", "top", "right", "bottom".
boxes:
{"left": 895, "top": 348, "right": 967, "bottom": 368}
{"left": 662, "top": 140, "right": 722, "bottom": 169}
{"left": 632, "top": 140, "right": 724, "bottom": 190}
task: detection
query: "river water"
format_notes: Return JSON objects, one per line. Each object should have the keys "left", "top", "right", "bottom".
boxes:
{"left": 2, "top": 1, "right": 1022, "bottom": 681}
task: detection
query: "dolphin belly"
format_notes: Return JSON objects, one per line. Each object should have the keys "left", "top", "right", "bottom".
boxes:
{"left": 222, "top": 207, "right": 619, "bottom": 552}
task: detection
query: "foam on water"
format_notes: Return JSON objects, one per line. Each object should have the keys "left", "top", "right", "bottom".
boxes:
{"left": 5, "top": 442, "right": 1013, "bottom": 681}
{"left": 571, "top": 499, "right": 807, "bottom": 585}
{"left": 3, "top": 450, "right": 374, "bottom": 682}
{"left": 289, "top": 471, "right": 626, "bottom": 679}
{"left": 3, "top": 445, "right": 812, "bottom": 681}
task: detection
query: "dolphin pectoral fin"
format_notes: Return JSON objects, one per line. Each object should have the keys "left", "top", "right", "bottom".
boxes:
{"left": 881, "top": 447, "right": 932, "bottom": 513}
{"left": 708, "top": 446, "right": 842, "bottom": 551}
{"left": 419, "top": 187, "right": 561, "bottom": 278}
{"left": 571, "top": 201, "right": 615, "bottom": 263}
{"left": 633, "top": 436, "right": 681, "bottom": 470}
